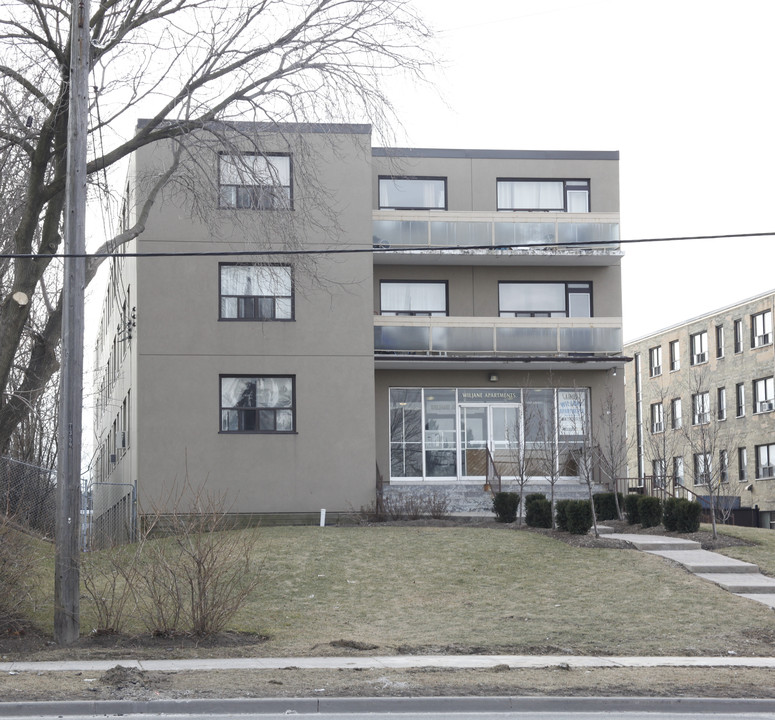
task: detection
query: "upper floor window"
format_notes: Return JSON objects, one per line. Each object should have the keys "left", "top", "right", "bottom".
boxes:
{"left": 219, "top": 264, "right": 293, "bottom": 320}
{"left": 736, "top": 382, "right": 746, "bottom": 417}
{"left": 751, "top": 310, "right": 773, "bottom": 348}
{"left": 692, "top": 391, "right": 710, "bottom": 425}
{"left": 717, "top": 387, "right": 726, "bottom": 420}
{"left": 673, "top": 456, "right": 684, "bottom": 484}
{"left": 220, "top": 375, "right": 295, "bottom": 433}
{"left": 648, "top": 346, "right": 662, "bottom": 377}
{"left": 693, "top": 452, "right": 711, "bottom": 485}
{"left": 734, "top": 319, "right": 744, "bottom": 353}
{"left": 715, "top": 325, "right": 724, "bottom": 358}
{"left": 753, "top": 376, "right": 774, "bottom": 413}
{"left": 380, "top": 281, "right": 447, "bottom": 316}
{"left": 671, "top": 398, "right": 682, "bottom": 429}
{"left": 690, "top": 331, "right": 708, "bottom": 366}
{"left": 219, "top": 153, "right": 291, "bottom": 210}
{"left": 650, "top": 403, "right": 664, "bottom": 434}
{"left": 669, "top": 340, "right": 680, "bottom": 371}
{"left": 378, "top": 176, "right": 446, "bottom": 210}
{"left": 739, "top": 447, "right": 747, "bottom": 482}
{"left": 498, "top": 282, "right": 591, "bottom": 318}
{"left": 496, "top": 179, "right": 589, "bottom": 212}
{"left": 756, "top": 443, "right": 775, "bottom": 479}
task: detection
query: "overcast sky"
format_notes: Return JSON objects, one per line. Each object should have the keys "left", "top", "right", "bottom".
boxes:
{"left": 385, "top": 0, "right": 775, "bottom": 341}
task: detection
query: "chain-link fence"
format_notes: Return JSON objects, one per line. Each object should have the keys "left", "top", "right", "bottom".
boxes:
{"left": 0, "top": 456, "right": 56, "bottom": 538}
{"left": 85, "top": 480, "right": 136, "bottom": 550}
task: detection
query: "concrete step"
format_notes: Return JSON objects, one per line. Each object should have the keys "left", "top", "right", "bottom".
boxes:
{"left": 605, "top": 533, "right": 701, "bottom": 551}
{"left": 647, "top": 549, "right": 760, "bottom": 574}
{"left": 737, "top": 593, "right": 775, "bottom": 609}
{"left": 695, "top": 572, "right": 775, "bottom": 594}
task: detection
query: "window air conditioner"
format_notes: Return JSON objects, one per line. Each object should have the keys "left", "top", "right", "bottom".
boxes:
{"left": 692, "top": 352, "right": 707, "bottom": 365}
{"left": 755, "top": 334, "right": 771, "bottom": 347}
{"left": 652, "top": 422, "right": 664, "bottom": 433}
{"left": 652, "top": 365, "right": 662, "bottom": 376}
{"left": 760, "top": 465, "right": 775, "bottom": 478}
{"left": 119, "top": 430, "right": 126, "bottom": 448}
{"left": 759, "top": 401, "right": 774, "bottom": 413}
{"left": 696, "top": 473, "right": 710, "bottom": 484}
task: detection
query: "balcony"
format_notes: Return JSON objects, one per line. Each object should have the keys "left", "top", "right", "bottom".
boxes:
{"left": 374, "top": 315, "right": 624, "bottom": 370}
{"left": 372, "top": 211, "right": 621, "bottom": 266}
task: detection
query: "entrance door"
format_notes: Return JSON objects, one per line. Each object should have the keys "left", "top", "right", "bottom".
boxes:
{"left": 459, "top": 404, "right": 521, "bottom": 479}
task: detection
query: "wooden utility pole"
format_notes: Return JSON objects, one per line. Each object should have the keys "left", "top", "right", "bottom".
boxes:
{"left": 55, "top": 0, "right": 90, "bottom": 645}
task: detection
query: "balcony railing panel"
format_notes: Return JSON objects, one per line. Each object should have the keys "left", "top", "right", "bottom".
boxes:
{"left": 374, "top": 316, "right": 623, "bottom": 356}
{"left": 373, "top": 211, "right": 620, "bottom": 250}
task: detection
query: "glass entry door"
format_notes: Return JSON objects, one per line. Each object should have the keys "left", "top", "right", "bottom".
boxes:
{"left": 459, "top": 404, "right": 521, "bottom": 479}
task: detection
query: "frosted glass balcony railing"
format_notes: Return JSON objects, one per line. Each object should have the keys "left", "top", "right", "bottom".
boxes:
{"left": 372, "top": 211, "right": 620, "bottom": 250}
{"left": 374, "top": 316, "right": 623, "bottom": 355}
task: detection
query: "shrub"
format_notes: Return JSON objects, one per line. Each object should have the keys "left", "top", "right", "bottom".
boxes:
{"left": 638, "top": 496, "right": 662, "bottom": 528}
{"left": 593, "top": 493, "right": 624, "bottom": 521}
{"left": 425, "top": 490, "right": 451, "bottom": 520}
{"left": 492, "top": 492, "right": 520, "bottom": 523}
{"left": 675, "top": 499, "right": 702, "bottom": 533}
{"left": 525, "top": 493, "right": 552, "bottom": 528}
{"left": 555, "top": 499, "right": 572, "bottom": 531}
{"left": 624, "top": 494, "right": 640, "bottom": 525}
{"left": 662, "top": 497, "right": 679, "bottom": 532}
{"left": 565, "top": 500, "right": 593, "bottom": 535}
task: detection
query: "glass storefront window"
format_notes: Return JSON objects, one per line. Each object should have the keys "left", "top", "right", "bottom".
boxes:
{"left": 390, "top": 389, "right": 422, "bottom": 477}
{"left": 424, "top": 389, "right": 457, "bottom": 477}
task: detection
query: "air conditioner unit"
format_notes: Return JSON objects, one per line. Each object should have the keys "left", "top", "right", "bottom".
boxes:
{"left": 651, "top": 365, "right": 662, "bottom": 377}
{"left": 760, "top": 465, "right": 775, "bottom": 478}
{"left": 695, "top": 413, "right": 710, "bottom": 425}
{"left": 755, "top": 334, "right": 771, "bottom": 347}
{"left": 651, "top": 422, "right": 664, "bottom": 433}
{"left": 119, "top": 430, "right": 127, "bottom": 448}
{"left": 758, "top": 401, "right": 774, "bottom": 413}
{"left": 692, "top": 352, "right": 707, "bottom": 365}
{"left": 696, "top": 473, "right": 710, "bottom": 484}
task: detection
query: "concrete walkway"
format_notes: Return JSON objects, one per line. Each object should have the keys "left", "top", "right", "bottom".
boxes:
{"left": 605, "top": 532, "right": 775, "bottom": 609}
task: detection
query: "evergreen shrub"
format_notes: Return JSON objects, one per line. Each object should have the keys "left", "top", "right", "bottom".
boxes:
{"left": 624, "top": 493, "right": 640, "bottom": 525}
{"left": 593, "top": 492, "right": 625, "bottom": 521}
{"left": 525, "top": 493, "right": 552, "bottom": 528}
{"left": 638, "top": 495, "right": 662, "bottom": 528}
{"left": 565, "top": 500, "right": 593, "bottom": 535}
{"left": 555, "top": 499, "right": 572, "bottom": 531}
{"left": 492, "top": 492, "right": 520, "bottom": 523}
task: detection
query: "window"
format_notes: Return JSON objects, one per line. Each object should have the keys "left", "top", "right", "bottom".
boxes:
{"left": 220, "top": 376, "right": 295, "bottom": 433}
{"left": 673, "top": 456, "right": 684, "bottom": 485}
{"left": 669, "top": 340, "right": 680, "bottom": 371}
{"left": 692, "top": 392, "right": 710, "bottom": 425}
{"left": 736, "top": 383, "right": 746, "bottom": 417}
{"left": 753, "top": 377, "right": 775, "bottom": 413}
{"left": 649, "top": 346, "right": 662, "bottom": 377}
{"left": 496, "top": 179, "right": 589, "bottom": 212}
{"left": 756, "top": 444, "right": 775, "bottom": 479}
{"left": 690, "top": 331, "right": 708, "bottom": 365}
{"left": 715, "top": 325, "right": 724, "bottom": 358}
{"left": 650, "top": 402, "right": 664, "bottom": 433}
{"left": 498, "top": 282, "right": 591, "bottom": 318}
{"left": 734, "top": 319, "right": 744, "bottom": 353}
{"left": 219, "top": 153, "right": 291, "bottom": 209}
{"left": 652, "top": 458, "right": 666, "bottom": 484}
{"left": 739, "top": 447, "right": 747, "bottom": 482}
{"left": 720, "top": 450, "right": 729, "bottom": 483}
{"left": 717, "top": 387, "right": 726, "bottom": 420}
{"left": 752, "top": 310, "right": 773, "bottom": 348}
{"left": 219, "top": 264, "right": 293, "bottom": 320}
{"left": 379, "top": 176, "right": 446, "bottom": 210}
{"left": 671, "top": 398, "right": 682, "bottom": 429}
{"left": 380, "top": 281, "right": 447, "bottom": 316}
{"left": 694, "top": 452, "right": 711, "bottom": 485}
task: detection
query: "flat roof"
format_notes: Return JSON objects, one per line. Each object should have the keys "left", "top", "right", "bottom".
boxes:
{"left": 373, "top": 147, "right": 619, "bottom": 161}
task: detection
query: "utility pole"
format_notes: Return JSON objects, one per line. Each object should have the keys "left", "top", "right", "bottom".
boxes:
{"left": 55, "top": 0, "right": 90, "bottom": 645}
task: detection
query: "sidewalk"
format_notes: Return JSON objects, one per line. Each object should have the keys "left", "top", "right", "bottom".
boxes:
{"left": 4, "top": 653, "right": 775, "bottom": 674}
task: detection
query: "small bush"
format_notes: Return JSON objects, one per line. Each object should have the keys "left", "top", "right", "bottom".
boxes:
{"left": 555, "top": 499, "right": 572, "bottom": 531}
{"left": 425, "top": 490, "right": 451, "bottom": 520}
{"left": 638, "top": 496, "right": 662, "bottom": 528}
{"left": 662, "top": 497, "right": 679, "bottom": 532}
{"left": 525, "top": 493, "right": 552, "bottom": 528}
{"left": 624, "top": 494, "right": 640, "bottom": 525}
{"left": 675, "top": 499, "right": 702, "bottom": 533}
{"left": 593, "top": 493, "right": 624, "bottom": 521}
{"left": 565, "top": 500, "right": 593, "bottom": 535}
{"left": 492, "top": 492, "right": 520, "bottom": 523}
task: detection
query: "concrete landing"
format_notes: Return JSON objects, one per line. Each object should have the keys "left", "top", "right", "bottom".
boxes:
{"left": 695, "top": 572, "right": 775, "bottom": 594}
{"left": 605, "top": 533, "right": 701, "bottom": 551}
{"left": 647, "top": 549, "right": 760, "bottom": 574}
{"left": 738, "top": 593, "right": 775, "bottom": 609}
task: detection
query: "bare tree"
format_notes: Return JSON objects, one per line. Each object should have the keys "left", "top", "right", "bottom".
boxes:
{"left": 642, "top": 379, "right": 684, "bottom": 501}
{"left": 595, "top": 382, "right": 633, "bottom": 520}
{"left": 565, "top": 388, "right": 599, "bottom": 537}
{"left": 507, "top": 400, "right": 538, "bottom": 526}
{"left": 0, "top": 0, "right": 434, "bottom": 456}
{"left": 528, "top": 387, "right": 563, "bottom": 529}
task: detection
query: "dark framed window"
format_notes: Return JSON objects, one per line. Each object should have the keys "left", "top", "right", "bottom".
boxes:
{"left": 739, "top": 447, "right": 747, "bottom": 482}
{"left": 690, "top": 331, "right": 708, "bottom": 365}
{"left": 649, "top": 346, "right": 662, "bottom": 377}
{"left": 669, "top": 340, "right": 680, "bottom": 371}
{"left": 715, "top": 325, "right": 724, "bottom": 358}
{"left": 753, "top": 376, "right": 774, "bottom": 413}
{"left": 673, "top": 456, "right": 684, "bottom": 485}
{"left": 380, "top": 281, "right": 448, "bottom": 316}
{"left": 671, "top": 398, "right": 682, "bottom": 429}
{"left": 378, "top": 176, "right": 447, "bottom": 210}
{"left": 219, "top": 264, "right": 293, "bottom": 320}
{"left": 756, "top": 444, "right": 775, "bottom": 479}
{"left": 692, "top": 391, "right": 710, "bottom": 425}
{"left": 650, "top": 403, "right": 664, "bottom": 433}
{"left": 220, "top": 375, "right": 295, "bottom": 433}
{"left": 719, "top": 450, "right": 729, "bottom": 483}
{"left": 734, "top": 319, "right": 744, "bottom": 353}
{"left": 219, "top": 153, "right": 292, "bottom": 209}
{"left": 498, "top": 281, "right": 592, "bottom": 318}
{"left": 496, "top": 178, "right": 590, "bottom": 212}
{"left": 717, "top": 387, "right": 726, "bottom": 420}
{"left": 693, "top": 452, "right": 710, "bottom": 485}
{"left": 751, "top": 310, "right": 773, "bottom": 348}
{"left": 736, "top": 383, "right": 746, "bottom": 417}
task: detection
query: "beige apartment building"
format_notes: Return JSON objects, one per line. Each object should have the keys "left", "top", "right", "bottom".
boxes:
{"left": 92, "top": 122, "right": 627, "bottom": 529}
{"left": 625, "top": 290, "right": 775, "bottom": 528}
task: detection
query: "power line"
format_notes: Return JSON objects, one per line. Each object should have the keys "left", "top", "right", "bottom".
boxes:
{"left": 0, "top": 230, "right": 773, "bottom": 260}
